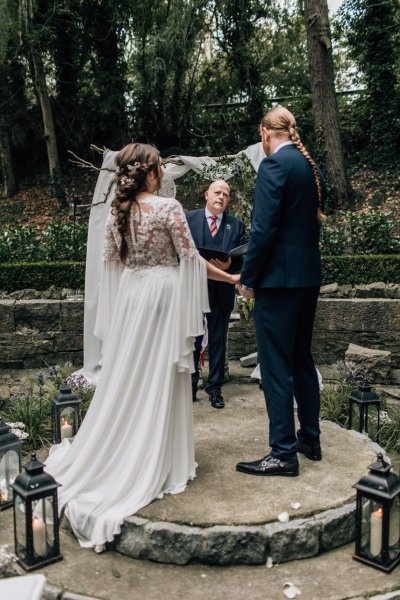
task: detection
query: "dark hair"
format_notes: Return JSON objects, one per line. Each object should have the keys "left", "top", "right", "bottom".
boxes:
{"left": 111, "top": 143, "right": 161, "bottom": 262}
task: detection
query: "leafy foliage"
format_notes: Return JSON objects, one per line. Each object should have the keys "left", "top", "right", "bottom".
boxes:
{"left": 0, "top": 261, "right": 85, "bottom": 291}
{"left": 321, "top": 255, "right": 400, "bottom": 285}
{"left": 0, "top": 222, "right": 88, "bottom": 262}
{"left": 0, "top": 365, "right": 95, "bottom": 450}
{"left": 320, "top": 208, "right": 400, "bottom": 255}
{"left": 337, "top": 0, "right": 400, "bottom": 163}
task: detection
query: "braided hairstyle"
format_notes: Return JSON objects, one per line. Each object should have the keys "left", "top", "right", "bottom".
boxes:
{"left": 112, "top": 143, "right": 161, "bottom": 262}
{"left": 261, "top": 106, "right": 326, "bottom": 223}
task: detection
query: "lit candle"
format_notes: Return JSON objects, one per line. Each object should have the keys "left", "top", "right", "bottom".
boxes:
{"left": 0, "top": 488, "right": 8, "bottom": 502}
{"left": 32, "top": 517, "right": 47, "bottom": 556}
{"left": 60, "top": 418, "right": 73, "bottom": 440}
{"left": 370, "top": 507, "right": 383, "bottom": 557}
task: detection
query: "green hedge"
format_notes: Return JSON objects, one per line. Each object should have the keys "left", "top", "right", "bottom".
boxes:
{"left": 0, "top": 262, "right": 85, "bottom": 291}
{"left": 322, "top": 255, "right": 400, "bottom": 285}
{"left": 0, "top": 255, "right": 399, "bottom": 292}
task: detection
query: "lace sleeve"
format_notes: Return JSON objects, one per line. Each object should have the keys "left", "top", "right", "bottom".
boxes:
{"left": 102, "top": 210, "right": 121, "bottom": 263}
{"left": 167, "top": 200, "right": 198, "bottom": 260}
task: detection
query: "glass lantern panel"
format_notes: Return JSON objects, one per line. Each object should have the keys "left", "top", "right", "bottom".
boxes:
{"left": 351, "top": 403, "right": 380, "bottom": 439}
{"left": 364, "top": 404, "right": 380, "bottom": 440}
{"left": 360, "top": 499, "right": 384, "bottom": 558}
{"left": 60, "top": 407, "right": 77, "bottom": 439}
{"left": 0, "top": 449, "right": 19, "bottom": 503}
{"left": 32, "top": 498, "right": 56, "bottom": 558}
{"left": 389, "top": 496, "right": 400, "bottom": 552}
{"left": 14, "top": 494, "right": 27, "bottom": 560}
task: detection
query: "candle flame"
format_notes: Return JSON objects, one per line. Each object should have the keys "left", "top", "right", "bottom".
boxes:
{"left": 376, "top": 508, "right": 383, "bottom": 517}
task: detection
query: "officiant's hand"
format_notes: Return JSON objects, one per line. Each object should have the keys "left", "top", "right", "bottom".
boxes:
{"left": 209, "top": 257, "right": 232, "bottom": 271}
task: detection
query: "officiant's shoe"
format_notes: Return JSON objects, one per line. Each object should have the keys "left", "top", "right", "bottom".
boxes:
{"left": 296, "top": 440, "right": 322, "bottom": 461}
{"left": 236, "top": 454, "right": 299, "bottom": 477}
{"left": 209, "top": 392, "right": 224, "bottom": 409}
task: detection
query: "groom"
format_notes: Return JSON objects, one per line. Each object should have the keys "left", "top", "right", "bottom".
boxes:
{"left": 187, "top": 180, "right": 245, "bottom": 409}
{"left": 237, "top": 106, "right": 326, "bottom": 477}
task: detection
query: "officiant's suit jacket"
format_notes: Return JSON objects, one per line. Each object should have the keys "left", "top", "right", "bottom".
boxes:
{"left": 240, "top": 144, "right": 326, "bottom": 461}
{"left": 186, "top": 208, "right": 245, "bottom": 313}
{"left": 186, "top": 208, "right": 245, "bottom": 395}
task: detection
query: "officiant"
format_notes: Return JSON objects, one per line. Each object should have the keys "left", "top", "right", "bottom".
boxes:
{"left": 187, "top": 180, "right": 245, "bottom": 409}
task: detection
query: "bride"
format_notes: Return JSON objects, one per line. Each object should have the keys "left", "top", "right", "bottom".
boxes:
{"left": 45, "top": 142, "right": 239, "bottom": 552}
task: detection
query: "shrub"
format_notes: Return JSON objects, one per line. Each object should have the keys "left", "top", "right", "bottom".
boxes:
{"left": 0, "top": 227, "right": 40, "bottom": 262}
{"left": 378, "top": 403, "right": 400, "bottom": 454}
{"left": 0, "top": 261, "right": 85, "bottom": 291}
{"left": 321, "top": 255, "right": 400, "bottom": 285}
{"left": 0, "top": 222, "right": 88, "bottom": 263}
{"left": 0, "top": 366, "right": 95, "bottom": 451}
{"left": 320, "top": 208, "right": 400, "bottom": 255}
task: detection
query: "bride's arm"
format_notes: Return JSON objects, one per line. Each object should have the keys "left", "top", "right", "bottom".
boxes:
{"left": 205, "top": 260, "right": 239, "bottom": 284}
{"left": 94, "top": 212, "right": 124, "bottom": 343}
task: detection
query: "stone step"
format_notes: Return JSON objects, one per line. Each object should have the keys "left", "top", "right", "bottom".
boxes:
{"left": 113, "top": 502, "right": 356, "bottom": 566}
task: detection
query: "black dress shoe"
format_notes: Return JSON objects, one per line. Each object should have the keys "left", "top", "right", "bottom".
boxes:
{"left": 209, "top": 392, "right": 224, "bottom": 409}
{"left": 192, "top": 390, "right": 198, "bottom": 402}
{"left": 236, "top": 454, "right": 299, "bottom": 477}
{"left": 296, "top": 440, "right": 322, "bottom": 461}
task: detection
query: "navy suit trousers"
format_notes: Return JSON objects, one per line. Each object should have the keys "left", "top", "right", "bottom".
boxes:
{"left": 254, "top": 286, "right": 320, "bottom": 461}
{"left": 192, "top": 308, "right": 231, "bottom": 395}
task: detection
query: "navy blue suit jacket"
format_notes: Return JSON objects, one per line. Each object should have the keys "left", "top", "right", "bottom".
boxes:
{"left": 187, "top": 208, "right": 245, "bottom": 312}
{"left": 240, "top": 145, "right": 326, "bottom": 289}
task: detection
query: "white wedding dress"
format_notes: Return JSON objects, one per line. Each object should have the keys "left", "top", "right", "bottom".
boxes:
{"left": 45, "top": 196, "right": 209, "bottom": 551}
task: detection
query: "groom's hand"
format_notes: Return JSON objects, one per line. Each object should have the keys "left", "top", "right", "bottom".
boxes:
{"left": 239, "top": 284, "right": 254, "bottom": 300}
{"left": 209, "top": 257, "right": 232, "bottom": 271}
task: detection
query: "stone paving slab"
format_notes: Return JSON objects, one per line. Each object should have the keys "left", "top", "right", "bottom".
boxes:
{"left": 1, "top": 377, "right": 399, "bottom": 598}
{"left": 110, "top": 382, "right": 385, "bottom": 565}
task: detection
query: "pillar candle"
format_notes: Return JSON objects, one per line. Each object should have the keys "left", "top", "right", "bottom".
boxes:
{"left": 370, "top": 508, "right": 383, "bottom": 557}
{"left": 33, "top": 517, "right": 47, "bottom": 557}
{"left": 60, "top": 420, "right": 73, "bottom": 440}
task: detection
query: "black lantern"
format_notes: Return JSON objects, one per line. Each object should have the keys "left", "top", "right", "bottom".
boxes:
{"left": 53, "top": 384, "right": 81, "bottom": 444}
{"left": 11, "top": 452, "right": 62, "bottom": 571}
{"left": 348, "top": 380, "right": 381, "bottom": 443}
{"left": 0, "top": 418, "right": 23, "bottom": 511}
{"left": 353, "top": 453, "right": 400, "bottom": 573}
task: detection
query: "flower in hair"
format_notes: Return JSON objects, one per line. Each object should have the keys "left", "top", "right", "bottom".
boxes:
{"left": 119, "top": 176, "right": 133, "bottom": 186}
{"left": 127, "top": 162, "right": 141, "bottom": 172}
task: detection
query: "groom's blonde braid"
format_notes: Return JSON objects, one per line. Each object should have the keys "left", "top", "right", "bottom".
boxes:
{"left": 288, "top": 126, "right": 326, "bottom": 223}
{"left": 261, "top": 107, "right": 326, "bottom": 223}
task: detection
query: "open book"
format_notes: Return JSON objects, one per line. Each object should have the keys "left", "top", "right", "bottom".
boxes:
{"left": 197, "top": 242, "right": 248, "bottom": 261}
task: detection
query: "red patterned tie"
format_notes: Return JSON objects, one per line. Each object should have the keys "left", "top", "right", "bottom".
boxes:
{"left": 209, "top": 215, "right": 218, "bottom": 237}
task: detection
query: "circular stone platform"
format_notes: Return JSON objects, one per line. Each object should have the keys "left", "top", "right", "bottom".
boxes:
{"left": 112, "top": 382, "right": 383, "bottom": 566}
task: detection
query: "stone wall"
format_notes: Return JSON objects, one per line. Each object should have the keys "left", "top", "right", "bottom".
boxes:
{"left": 0, "top": 297, "right": 83, "bottom": 369}
{"left": 228, "top": 284, "right": 400, "bottom": 382}
{"left": 0, "top": 284, "right": 400, "bottom": 376}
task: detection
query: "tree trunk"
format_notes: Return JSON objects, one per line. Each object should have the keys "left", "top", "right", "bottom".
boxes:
{"left": 304, "top": 0, "right": 350, "bottom": 210}
{"left": 0, "top": 113, "right": 17, "bottom": 198}
{"left": 29, "top": 42, "right": 59, "bottom": 176}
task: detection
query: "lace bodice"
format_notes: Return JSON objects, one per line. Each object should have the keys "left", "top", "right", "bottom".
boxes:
{"left": 103, "top": 196, "right": 198, "bottom": 268}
